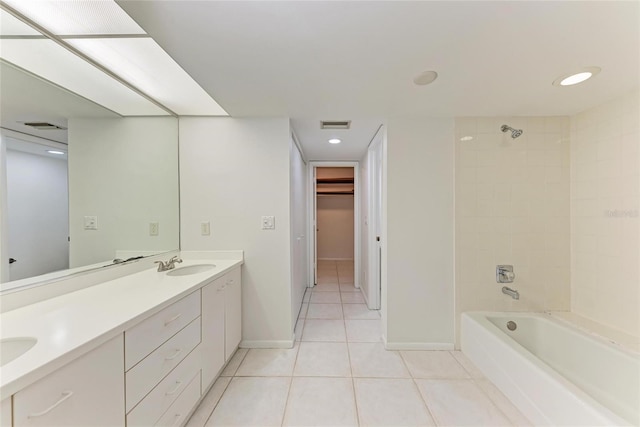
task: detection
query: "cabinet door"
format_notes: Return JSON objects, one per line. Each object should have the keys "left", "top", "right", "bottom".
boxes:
{"left": 201, "top": 277, "right": 226, "bottom": 391}
{"left": 13, "top": 335, "right": 124, "bottom": 427}
{"left": 1, "top": 397, "right": 10, "bottom": 427}
{"left": 224, "top": 268, "right": 242, "bottom": 361}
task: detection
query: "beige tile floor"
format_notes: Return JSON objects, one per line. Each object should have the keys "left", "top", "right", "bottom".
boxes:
{"left": 186, "top": 260, "right": 532, "bottom": 426}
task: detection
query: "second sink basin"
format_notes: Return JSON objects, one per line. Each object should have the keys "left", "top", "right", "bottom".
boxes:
{"left": 166, "top": 264, "right": 216, "bottom": 277}
{"left": 1, "top": 337, "right": 37, "bottom": 366}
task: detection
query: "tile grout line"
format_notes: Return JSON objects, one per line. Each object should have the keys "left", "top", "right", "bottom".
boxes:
{"left": 342, "top": 295, "right": 362, "bottom": 426}
{"left": 397, "top": 350, "right": 442, "bottom": 427}
{"left": 447, "top": 350, "right": 519, "bottom": 424}
{"left": 199, "top": 376, "right": 233, "bottom": 427}
{"left": 281, "top": 335, "right": 304, "bottom": 427}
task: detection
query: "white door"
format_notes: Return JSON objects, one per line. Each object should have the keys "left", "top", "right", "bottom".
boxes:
{"left": 312, "top": 166, "right": 318, "bottom": 285}
{"left": 368, "top": 130, "right": 384, "bottom": 310}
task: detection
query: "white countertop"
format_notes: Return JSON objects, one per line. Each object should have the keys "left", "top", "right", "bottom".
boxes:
{"left": 0, "top": 257, "right": 242, "bottom": 397}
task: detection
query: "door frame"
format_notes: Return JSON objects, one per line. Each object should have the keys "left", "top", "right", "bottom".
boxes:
{"left": 307, "top": 161, "right": 360, "bottom": 289}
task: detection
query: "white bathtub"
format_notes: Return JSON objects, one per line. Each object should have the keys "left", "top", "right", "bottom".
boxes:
{"left": 461, "top": 312, "right": 639, "bottom": 426}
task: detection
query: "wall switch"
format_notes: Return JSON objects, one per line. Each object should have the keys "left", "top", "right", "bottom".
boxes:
{"left": 261, "top": 216, "right": 275, "bottom": 230}
{"left": 201, "top": 221, "right": 211, "bottom": 236}
{"left": 149, "top": 222, "right": 159, "bottom": 236}
{"left": 84, "top": 216, "right": 98, "bottom": 230}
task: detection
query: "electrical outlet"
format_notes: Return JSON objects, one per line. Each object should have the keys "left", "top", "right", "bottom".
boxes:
{"left": 201, "top": 221, "right": 211, "bottom": 236}
{"left": 84, "top": 216, "right": 98, "bottom": 230}
{"left": 261, "top": 216, "right": 275, "bottom": 230}
{"left": 149, "top": 222, "right": 159, "bottom": 236}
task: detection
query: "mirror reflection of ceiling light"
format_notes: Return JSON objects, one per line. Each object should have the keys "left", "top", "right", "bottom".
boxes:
{"left": 0, "top": 1, "right": 227, "bottom": 116}
{"left": 328, "top": 138, "right": 342, "bottom": 144}
{"left": 460, "top": 136, "right": 474, "bottom": 141}
{"left": 553, "top": 67, "right": 601, "bottom": 87}
{"left": 47, "top": 150, "right": 65, "bottom": 155}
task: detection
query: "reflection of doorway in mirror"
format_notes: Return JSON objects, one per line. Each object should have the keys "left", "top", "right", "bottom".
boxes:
{"left": 1, "top": 135, "right": 69, "bottom": 282}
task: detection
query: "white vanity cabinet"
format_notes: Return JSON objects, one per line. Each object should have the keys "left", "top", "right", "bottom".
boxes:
{"left": 12, "top": 335, "right": 124, "bottom": 427}
{"left": 1, "top": 397, "right": 11, "bottom": 427}
{"left": 201, "top": 267, "right": 242, "bottom": 391}
{"left": 124, "top": 290, "right": 202, "bottom": 427}
{"left": 224, "top": 267, "right": 242, "bottom": 361}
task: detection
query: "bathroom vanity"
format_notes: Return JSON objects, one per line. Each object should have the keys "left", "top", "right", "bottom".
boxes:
{"left": 0, "top": 254, "right": 243, "bottom": 426}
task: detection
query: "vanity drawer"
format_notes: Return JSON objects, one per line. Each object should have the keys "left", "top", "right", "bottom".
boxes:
{"left": 127, "top": 349, "right": 201, "bottom": 426}
{"left": 154, "top": 370, "right": 201, "bottom": 427}
{"left": 125, "top": 291, "right": 200, "bottom": 370}
{"left": 126, "top": 318, "right": 201, "bottom": 412}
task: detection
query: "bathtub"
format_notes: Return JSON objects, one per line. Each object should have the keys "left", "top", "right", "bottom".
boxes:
{"left": 461, "top": 312, "right": 639, "bottom": 426}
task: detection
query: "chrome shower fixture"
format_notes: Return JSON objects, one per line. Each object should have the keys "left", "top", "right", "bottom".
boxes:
{"left": 501, "top": 124, "right": 523, "bottom": 139}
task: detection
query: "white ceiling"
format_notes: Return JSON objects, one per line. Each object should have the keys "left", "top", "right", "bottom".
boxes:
{"left": 119, "top": 1, "right": 639, "bottom": 159}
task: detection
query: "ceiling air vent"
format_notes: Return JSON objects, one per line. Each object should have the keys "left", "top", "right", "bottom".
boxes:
{"left": 23, "top": 122, "right": 67, "bottom": 131}
{"left": 320, "top": 120, "right": 351, "bottom": 130}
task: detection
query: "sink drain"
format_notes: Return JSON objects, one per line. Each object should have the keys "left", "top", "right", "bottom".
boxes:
{"left": 507, "top": 321, "right": 517, "bottom": 331}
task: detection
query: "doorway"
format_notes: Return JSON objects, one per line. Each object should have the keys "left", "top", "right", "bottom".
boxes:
{"left": 308, "top": 162, "right": 360, "bottom": 292}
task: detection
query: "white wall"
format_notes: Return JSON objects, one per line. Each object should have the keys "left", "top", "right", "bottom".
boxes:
{"left": 68, "top": 118, "right": 179, "bottom": 267}
{"left": 454, "top": 116, "right": 571, "bottom": 345}
{"left": 5, "top": 149, "right": 69, "bottom": 280}
{"left": 290, "top": 134, "right": 308, "bottom": 333}
{"left": 179, "top": 117, "right": 294, "bottom": 346}
{"left": 570, "top": 91, "right": 639, "bottom": 338}
{"left": 385, "top": 118, "right": 455, "bottom": 348}
{"left": 316, "top": 195, "right": 354, "bottom": 259}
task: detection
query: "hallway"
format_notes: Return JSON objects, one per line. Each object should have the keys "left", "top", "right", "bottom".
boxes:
{"left": 186, "top": 261, "right": 531, "bottom": 426}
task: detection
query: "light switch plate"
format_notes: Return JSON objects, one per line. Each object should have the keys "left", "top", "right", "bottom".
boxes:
{"left": 261, "top": 216, "right": 275, "bottom": 230}
{"left": 201, "top": 221, "right": 211, "bottom": 236}
{"left": 84, "top": 216, "right": 98, "bottom": 230}
{"left": 149, "top": 222, "right": 159, "bottom": 236}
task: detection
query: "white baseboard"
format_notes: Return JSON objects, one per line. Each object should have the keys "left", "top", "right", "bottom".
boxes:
{"left": 317, "top": 258, "right": 354, "bottom": 261}
{"left": 240, "top": 339, "right": 294, "bottom": 349}
{"left": 384, "top": 340, "right": 454, "bottom": 351}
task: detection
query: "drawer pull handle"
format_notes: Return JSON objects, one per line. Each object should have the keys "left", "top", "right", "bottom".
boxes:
{"left": 217, "top": 285, "right": 226, "bottom": 293}
{"left": 164, "top": 313, "right": 182, "bottom": 326}
{"left": 171, "top": 413, "right": 182, "bottom": 426}
{"left": 28, "top": 391, "right": 74, "bottom": 418}
{"left": 227, "top": 279, "right": 235, "bottom": 285}
{"left": 165, "top": 348, "right": 182, "bottom": 360}
{"left": 165, "top": 381, "right": 183, "bottom": 396}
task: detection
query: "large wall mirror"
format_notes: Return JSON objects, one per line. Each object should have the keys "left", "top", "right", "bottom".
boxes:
{"left": 0, "top": 60, "right": 180, "bottom": 291}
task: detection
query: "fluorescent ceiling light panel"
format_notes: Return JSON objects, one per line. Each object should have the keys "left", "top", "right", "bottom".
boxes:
{"left": 1, "top": 0, "right": 145, "bottom": 35}
{"left": 0, "top": 39, "right": 167, "bottom": 116}
{"left": 67, "top": 38, "right": 228, "bottom": 115}
{"left": 0, "top": 9, "right": 42, "bottom": 36}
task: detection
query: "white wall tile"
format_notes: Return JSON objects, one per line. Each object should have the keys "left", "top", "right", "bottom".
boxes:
{"left": 570, "top": 91, "right": 639, "bottom": 339}
{"left": 455, "top": 116, "right": 571, "bottom": 345}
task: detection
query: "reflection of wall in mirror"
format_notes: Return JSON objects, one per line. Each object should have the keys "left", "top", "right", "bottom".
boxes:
{"left": 68, "top": 117, "right": 179, "bottom": 268}
{"left": 5, "top": 145, "right": 69, "bottom": 281}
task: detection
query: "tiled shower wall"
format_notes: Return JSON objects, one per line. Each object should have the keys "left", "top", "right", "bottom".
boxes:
{"left": 455, "top": 117, "right": 571, "bottom": 343}
{"left": 570, "top": 91, "right": 639, "bottom": 339}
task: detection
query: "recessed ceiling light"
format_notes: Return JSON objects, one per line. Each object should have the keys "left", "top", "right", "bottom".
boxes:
{"left": 413, "top": 70, "right": 438, "bottom": 86}
{"left": 460, "top": 136, "right": 473, "bottom": 141}
{"left": 328, "top": 138, "right": 341, "bottom": 144}
{"left": 47, "top": 150, "right": 65, "bottom": 155}
{"left": 553, "top": 67, "right": 601, "bottom": 87}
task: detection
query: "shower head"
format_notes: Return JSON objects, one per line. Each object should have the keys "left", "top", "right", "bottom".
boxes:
{"left": 501, "top": 124, "right": 523, "bottom": 139}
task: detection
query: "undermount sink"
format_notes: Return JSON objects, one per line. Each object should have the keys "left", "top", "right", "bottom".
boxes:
{"left": 166, "top": 264, "right": 216, "bottom": 277}
{"left": 1, "top": 337, "right": 37, "bottom": 366}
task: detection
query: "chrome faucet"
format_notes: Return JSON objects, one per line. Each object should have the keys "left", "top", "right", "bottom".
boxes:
{"left": 155, "top": 256, "right": 183, "bottom": 272}
{"left": 502, "top": 286, "right": 520, "bottom": 300}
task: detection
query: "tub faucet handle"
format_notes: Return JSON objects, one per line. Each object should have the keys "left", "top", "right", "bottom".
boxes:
{"left": 497, "top": 265, "right": 515, "bottom": 283}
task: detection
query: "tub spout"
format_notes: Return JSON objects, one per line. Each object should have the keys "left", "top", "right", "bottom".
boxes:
{"left": 502, "top": 286, "right": 520, "bottom": 300}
